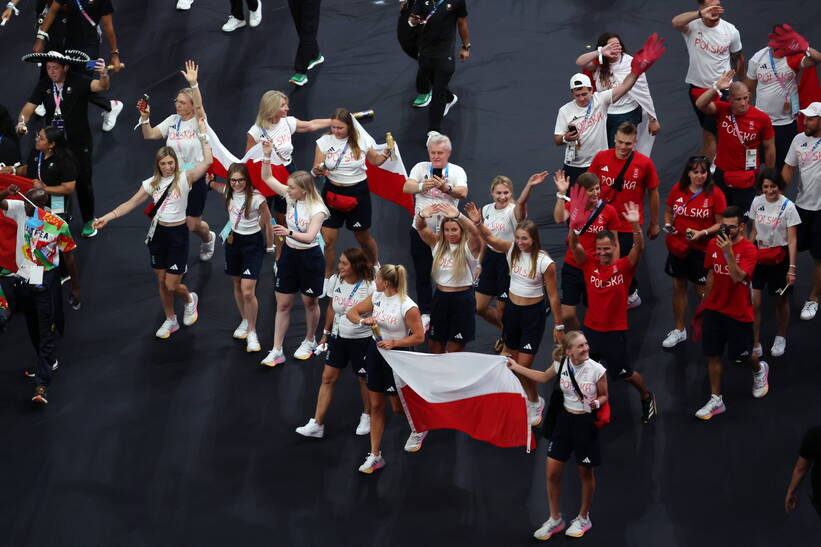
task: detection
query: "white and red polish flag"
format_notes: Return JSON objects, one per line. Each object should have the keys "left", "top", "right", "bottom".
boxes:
{"left": 379, "top": 349, "right": 535, "bottom": 451}
{"left": 353, "top": 119, "right": 414, "bottom": 216}
{"left": 205, "top": 125, "right": 289, "bottom": 198}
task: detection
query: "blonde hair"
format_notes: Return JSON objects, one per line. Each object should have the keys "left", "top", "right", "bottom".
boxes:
{"left": 288, "top": 170, "right": 327, "bottom": 212}
{"left": 489, "top": 175, "right": 516, "bottom": 203}
{"left": 150, "top": 146, "right": 183, "bottom": 196}
{"left": 255, "top": 90, "right": 288, "bottom": 129}
{"left": 510, "top": 220, "right": 547, "bottom": 279}
{"left": 431, "top": 218, "right": 469, "bottom": 282}
{"left": 176, "top": 88, "right": 194, "bottom": 104}
{"left": 552, "top": 330, "right": 585, "bottom": 363}
{"left": 379, "top": 264, "right": 408, "bottom": 301}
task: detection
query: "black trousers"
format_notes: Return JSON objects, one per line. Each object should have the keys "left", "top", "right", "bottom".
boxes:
{"left": 230, "top": 0, "right": 259, "bottom": 19}
{"left": 69, "top": 141, "right": 95, "bottom": 223}
{"left": 409, "top": 226, "right": 433, "bottom": 314}
{"left": 773, "top": 121, "right": 797, "bottom": 171}
{"left": 397, "top": 2, "right": 420, "bottom": 61}
{"left": 417, "top": 55, "right": 455, "bottom": 132}
{"left": 288, "top": 0, "right": 322, "bottom": 73}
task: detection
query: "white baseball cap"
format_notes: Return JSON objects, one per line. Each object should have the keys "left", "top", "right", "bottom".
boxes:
{"left": 569, "top": 73, "right": 592, "bottom": 90}
{"left": 799, "top": 102, "right": 821, "bottom": 117}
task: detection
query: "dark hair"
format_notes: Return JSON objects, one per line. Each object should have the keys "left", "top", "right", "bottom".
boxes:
{"left": 721, "top": 205, "right": 744, "bottom": 222}
{"left": 616, "top": 121, "right": 637, "bottom": 136}
{"left": 40, "top": 126, "right": 74, "bottom": 164}
{"left": 341, "top": 247, "right": 375, "bottom": 282}
{"left": 595, "top": 32, "right": 628, "bottom": 87}
{"left": 576, "top": 172, "right": 600, "bottom": 190}
{"left": 677, "top": 156, "right": 714, "bottom": 194}
{"left": 225, "top": 163, "right": 255, "bottom": 219}
{"left": 756, "top": 167, "right": 786, "bottom": 192}
{"left": 595, "top": 230, "right": 617, "bottom": 244}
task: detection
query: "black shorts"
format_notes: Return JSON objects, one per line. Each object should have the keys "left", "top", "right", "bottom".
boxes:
{"left": 752, "top": 254, "right": 792, "bottom": 295}
{"left": 502, "top": 299, "right": 546, "bottom": 354}
{"left": 326, "top": 335, "right": 370, "bottom": 377}
{"left": 429, "top": 288, "right": 476, "bottom": 343}
{"left": 617, "top": 231, "right": 634, "bottom": 258}
{"left": 562, "top": 164, "right": 589, "bottom": 184}
{"left": 224, "top": 231, "right": 265, "bottom": 280}
{"left": 688, "top": 85, "right": 721, "bottom": 134}
{"left": 275, "top": 245, "right": 324, "bottom": 296}
{"left": 714, "top": 168, "right": 756, "bottom": 215}
{"left": 702, "top": 309, "right": 754, "bottom": 361}
{"left": 665, "top": 250, "right": 708, "bottom": 285}
{"left": 321, "top": 178, "right": 372, "bottom": 231}
{"left": 268, "top": 163, "right": 297, "bottom": 215}
{"left": 148, "top": 224, "right": 189, "bottom": 274}
{"left": 797, "top": 207, "right": 821, "bottom": 260}
{"left": 560, "top": 262, "right": 586, "bottom": 306}
{"left": 185, "top": 177, "right": 207, "bottom": 218}
{"left": 582, "top": 326, "right": 633, "bottom": 380}
{"left": 547, "top": 408, "right": 600, "bottom": 467}
{"left": 476, "top": 248, "right": 510, "bottom": 300}
{"left": 365, "top": 342, "right": 412, "bottom": 394}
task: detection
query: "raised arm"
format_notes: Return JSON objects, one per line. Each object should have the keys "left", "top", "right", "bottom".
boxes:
{"left": 623, "top": 201, "right": 645, "bottom": 267}
{"left": 89, "top": 59, "right": 111, "bottom": 93}
{"left": 181, "top": 60, "right": 207, "bottom": 119}
{"left": 93, "top": 186, "right": 151, "bottom": 230}
{"left": 260, "top": 141, "right": 289, "bottom": 197}
{"left": 99, "top": 14, "right": 121, "bottom": 72}
{"left": 672, "top": 6, "right": 717, "bottom": 33}
{"left": 185, "top": 117, "right": 213, "bottom": 184}
{"left": 568, "top": 228, "right": 587, "bottom": 266}
{"left": 614, "top": 33, "right": 666, "bottom": 103}
{"left": 295, "top": 118, "right": 332, "bottom": 133}
{"left": 553, "top": 170, "right": 571, "bottom": 223}
{"left": 413, "top": 205, "right": 438, "bottom": 248}
{"left": 438, "top": 202, "right": 483, "bottom": 255}
{"left": 137, "top": 99, "right": 164, "bottom": 140}
{"left": 715, "top": 232, "right": 749, "bottom": 283}
{"left": 696, "top": 70, "right": 734, "bottom": 115}
{"left": 515, "top": 171, "right": 548, "bottom": 222}
{"left": 33, "top": 1, "right": 62, "bottom": 51}
{"left": 365, "top": 146, "right": 392, "bottom": 167}
{"left": 464, "top": 201, "right": 511, "bottom": 254}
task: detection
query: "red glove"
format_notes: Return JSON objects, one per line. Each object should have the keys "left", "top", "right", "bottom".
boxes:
{"left": 690, "top": 302, "right": 707, "bottom": 342}
{"left": 568, "top": 184, "right": 588, "bottom": 232}
{"left": 768, "top": 24, "right": 809, "bottom": 57}
{"left": 630, "top": 33, "right": 666, "bottom": 76}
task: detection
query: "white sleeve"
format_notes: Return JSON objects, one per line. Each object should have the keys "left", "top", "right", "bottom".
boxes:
{"left": 4, "top": 199, "right": 25, "bottom": 222}
{"left": 451, "top": 165, "right": 468, "bottom": 188}
{"left": 745, "top": 50, "right": 761, "bottom": 80}
{"left": 786, "top": 202, "right": 802, "bottom": 227}
{"left": 247, "top": 124, "right": 262, "bottom": 141}
{"left": 784, "top": 138, "right": 799, "bottom": 167}
{"left": 156, "top": 115, "right": 177, "bottom": 138}
{"left": 141, "top": 178, "right": 153, "bottom": 196}
{"left": 730, "top": 26, "right": 742, "bottom": 54}
{"left": 683, "top": 19, "right": 695, "bottom": 36}
{"left": 315, "top": 134, "right": 329, "bottom": 152}
{"left": 253, "top": 193, "right": 266, "bottom": 211}
{"left": 286, "top": 116, "right": 298, "bottom": 134}
{"left": 401, "top": 298, "right": 419, "bottom": 318}
{"left": 554, "top": 106, "right": 569, "bottom": 136}
{"left": 747, "top": 198, "right": 757, "bottom": 221}
{"left": 409, "top": 162, "right": 428, "bottom": 181}
{"left": 310, "top": 200, "right": 329, "bottom": 221}
{"left": 598, "top": 89, "right": 614, "bottom": 109}
{"left": 552, "top": 360, "right": 561, "bottom": 373}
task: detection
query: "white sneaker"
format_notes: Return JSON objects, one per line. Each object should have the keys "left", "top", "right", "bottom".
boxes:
{"left": 101, "top": 100, "right": 123, "bottom": 132}
{"left": 695, "top": 394, "right": 725, "bottom": 420}
{"left": 176, "top": 0, "right": 194, "bottom": 9}
{"left": 246, "top": 331, "right": 261, "bottom": 353}
{"left": 295, "top": 418, "right": 324, "bottom": 438}
{"left": 248, "top": 0, "right": 262, "bottom": 27}
{"left": 421, "top": 313, "right": 430, "bottom": 332}
{"left": 771, "top": 336, "right": 786, "bottom": 357}
{"left": 183, "top": 292, "right": 199, "bottom": 326}
{"left": 233, "top": 319, "right": 249, "bottom": 339}
{"left": 800, "top": 300, "right": 818, "bottom": 321}
{"left": 527, "top": 396, "right": 545, "bottom": 426}
{"left": 752, "top": 344, "right": 763, "bottom": 358}
{"left": 199, "top": 230, "right": 216, "bottom": 261}
{"left": 307, "top": 54, "right": 325, "bottom": 70}
{"left": 355, "top": 413, "right": 371, "bottom": 436}
{"left": 565, "top": 515, "right": 592, "bottom": 538}
{"left": 35, "top": 103, "right": 46, "bottom": 117}
{"left": 221, "top": 15, "right": 246, "bottom": 32}
{"left": 294, "top": 339, "right": 317, "bottom": 360}
{"left": 404, "top": 431, "right": 428, "bottom": 452}
{"left": 155, "top": 316, "right": 179, "bottom": 339}
{"left": 443, "top": 93, "right": 458, "bottom": 117}
{"left": 533, "top": 515, "right": 565, "bottom": 541}
{"left": 358, "top": 452, "right": 385, "bottom": 474}
{"left": 752, "top": 361, "right": 769, "bottom": 398}
{"left": 261, "top": 347, "right": 285, "bottom": 367}
{"left": 662, "top": 328, "right": 687, "bottom": 348}
{"left": 627, "top": 290, "right": 642, "bottom": 309}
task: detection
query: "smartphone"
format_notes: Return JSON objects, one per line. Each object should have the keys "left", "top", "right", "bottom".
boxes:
{"left": 567, "top": 125, "right": 577, "bottom": 133}
{"left": 431, "top": 167, "right": 443, "bottom": 178}
{"left": 84, "top": 60, "right": 98, "bottom": 71}
{"left": 138, "top": 93, "right": 150, "bottom": 113}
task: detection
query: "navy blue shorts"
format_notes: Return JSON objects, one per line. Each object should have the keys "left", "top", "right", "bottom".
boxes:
{"left": 475, "top": 248, "right": 510, "bottom": 300}
{"left": 797, "top": 207, "right": 821, "bottom": 260}
{"left": 322, "top": 178, "right": 373, "bottom": 231}
{"left": 582, "top": 326, "right": 632, "bottom": 380}
{"left": 148, "top": 224, "right": 189, "bottom": 274}
{"left": 185, "top": 177, "right": 208, "bottom": 218}
{"left": 547, "top": 408, "right": 600, "bottom": 467}
{"left": 326, "top": 335, "right": 370, "bottom": 377}
{"left": 560, "top": 262, "right": 586, "bottom": 306}
{"left": 502, "top": 299, "right": 546, "bottom": 354}
{"left": 224, "top": 231, "right": 265, "bottom": 280}
{"left": 665, "top": 250, "right": 708, "bottom": 285}
{"left": 275, "top": 244, "right": 324, "bottom": 296}
{"left": 268, "top": 163, "right": 296, "bottom": 215}
{"left": 429, "top": 288, "right": 476, "bottom": 343}
{"left": 753, "top": 253, "right": 792, "bottom": 295}
{"left": 365, "top": 342, "right": 413, "bottom": 395}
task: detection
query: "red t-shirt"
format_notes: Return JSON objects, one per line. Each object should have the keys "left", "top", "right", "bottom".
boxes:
{"left": 703, "top": 237, "right": 757, "bottom": 322}
{"left": 714, "top": 102, "right": 774, "bottom": 185}
{"left": 582, "top": 256, "right": 635, "bottom": 332}
{"left": 563, "top": 201, "right": 620, "bottom": 269}
{"left": 588, "top": 149, "right": 660, "bottom": 232}
{"left": 665, "top": 185, "right": 727, "bottom": 252}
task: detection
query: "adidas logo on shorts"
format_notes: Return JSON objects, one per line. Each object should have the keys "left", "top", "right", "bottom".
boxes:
{"left": 305, "top": 288, "right": 314, "bottom": 294}
{"left": 522, "top": 343, "right": 532, "bottom": 350}
{"left": 499, "top": 292, "right": 507, "bottom": 298}
{"left": 352, "top": 222, "right": 362, "bottom": 228}
{"left": 386, "top": 386, "right": 395, "bottom": 392}
{"left": 243, "top": 269, "right": 251, "bottom": 275}
{"left": 169, "top": 264, "right": 179, "bottom": 271}
{"left": 582, "top": 457, "right": 591, "bottom": 464}
{"left": 357, "top": 368, "right": 366, "bottom": 374}
{"left": 454, "top": 333, "right": 463, "bottom": 339}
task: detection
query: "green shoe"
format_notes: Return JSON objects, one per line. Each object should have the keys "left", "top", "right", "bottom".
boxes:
{"left": 412, "top": 92, "right": 432, "bottom": 108}
{"left": 307, "top": 54, "right": 324, "bottom": 70}
{"left": 289, "top": 73, "right": 308, "bottom": 86}
{"left": 81, "top": 219, "right": 98, "bottom": 238}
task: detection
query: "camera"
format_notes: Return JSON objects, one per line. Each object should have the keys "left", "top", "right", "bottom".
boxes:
{"left": 718, "top": 224, "right": 731, "bottom": 238}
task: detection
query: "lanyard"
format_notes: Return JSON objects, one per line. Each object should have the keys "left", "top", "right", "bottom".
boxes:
{"left": 429, "top": 163, "right": 449, "bottom": 180}
{"left": 344, "top": 280, "right": 364, "bottom": 307}
{"left": 232, "top": 198, "right": 248, "bottom": 229}
{"left": 812, "top": 138, "right": 821, "bottom": 153}
{"left": 585, "top": 199, "right": 603, "bottom": 225}
{"left": 672, "top": 188, "right": 703, "bottom": 223}
{"left": 327, "top": 140, "right": 350, "bottom": 171}
{"left": 423, "top": 0, "right": 446, "bottom": 23}
{"left": 292, "top": 201, "right": 307, "bottom": 233}
{"left": 728, "top": 114, "right": 749, "bottom": 147}
{"left": 260, "top": 127, "right": 289, "bottom": 162}
{"left": 765, "top": 197, "right": 790, "bottom": 247}
{"left": 767, "top": 48, "right": 791, "bottom": 93}
{"left": 73, "top": 0, "right": 97, "bottom": 27}
{"left": 37, "top": 152, "right": 43, "bottom": 181}
{"left": 52, "top": 83, "right": 63, "bottom": 114}
{"left": 173, "top": 117, "right": 184, "bottom": 154}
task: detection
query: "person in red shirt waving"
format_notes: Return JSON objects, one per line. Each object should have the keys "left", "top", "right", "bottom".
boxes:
{"left": 696, "top": 69, "right": 775, "bottom": 214}
{"left": 587, "top": 121, "right": 661, "bottom": 308}
{"left": 567, "top": 198, "right": 657, "bottom": 424}
{"left": 695, "top": 205, "right": 769, "bottom": 420}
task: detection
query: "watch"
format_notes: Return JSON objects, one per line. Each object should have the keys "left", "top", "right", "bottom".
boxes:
{"left": 461, "top": 43, "right": 471, "bottom": 51}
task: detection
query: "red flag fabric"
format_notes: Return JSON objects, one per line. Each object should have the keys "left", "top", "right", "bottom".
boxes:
{"left": 353, "top": 119, "right": 414, "bottom": 216}
{"left": 0, "top": 173, "right": 36, "bottom": 273}
{"left": 205, "top": 125, "right": 290, "bottom": 197}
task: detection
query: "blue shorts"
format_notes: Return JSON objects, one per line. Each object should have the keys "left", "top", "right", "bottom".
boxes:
{"left": 148, "top": 224, "right": 189, "bottom": 274}
{"left": 185, "top": 177, "right": 208, "bottom": 218}
{"left": 429, "top": 288, "right": 476, "bottom": 343}
{"left": 275, "top": 245, "right": 324, "bottom": 296}
{"left": 224, "top": 231, "right": 265, "bottom": 280}
{"left": 502, "top": 299, "right": 546, "bottom": 354}
{"left": 326, "top": 335, "right": 370, "bottom": 377}
{"left": 475, "top": 248, "right": 510, "bottom": 299}
{"left": 560, "top": 262, "right": 586, "bottom": 307}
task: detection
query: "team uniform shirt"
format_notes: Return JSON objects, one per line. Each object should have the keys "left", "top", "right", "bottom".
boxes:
{"left": 554, "top": 90, "right": 613, "bottom": 168}
{"left": 593, "top": 54, "right": 656, "bottom": 116}
{"left": 157, "top": 115, "right": 203, "bottom": 170}
{"left": 507, "top": 247, "right": 553, "bottom": 298}
{"left": 552, "top": 358, "right": 606, "bottom": 413}
{"left": 748, "top": 194, "right": 801, "bottom": 248}
{"left": 562, "top": 201, "right": 620, "bottom": 268}
{"left": 588, "top": 149, "right": 660, "bottom": 232}
{"left": 26, "top": 150, "right": 76, "bottom": 215}
{"left": 714, "top": 102, "right": 774, "bottom": 185}
{"left": 431, "top": 241, "right": 479, "bottom": 287}
{"left": 482, "top": 202, "right": 518, "bottom": 244}
{"left": 247, "top": 117, "right": 298, "bottom": 166}
{"left": 226, "top": 191, "right": 266, "bottom": 235}
{"left": 410, "top": 0, "right": 468, "bottom": 58}
{"left": 141, "top": 176, "right": 191, "bottom": 224}
{"left": 327, "top": 274, "right": 375, "bottom": 338}
{"left": 53, "top": 0, "right": 113, "bottom": 52}
{"left": 746, "top": 48, "right": 804, "bottom": 125}
{"left": 284, "top": 197, "right": 329, "bottom": 249}
{"left": 703, "top": 237, "right": 757, "bottom": 322}
{"left": 0, "top": 135, "right": 21, "bottom": 167}
{"left": 28, "top": 73, "right": 93, "bottom": 146}
{"left": 371, "top": 291, "right": 418, "bottom": 340}
{"left": 409, "top": 161, "right": 468, "bottom": 232}
{"left": 666, "top": 185, "right": 727, "bottom": 252}
{"left": 785, "top": 134, "right": 821, "bottom": 211}
{"left": 582, "top": 256, "right": 635, "bottom": 332}
{"left": 316, "top": 133, "right": 376, "bottom": 185}
{"left": 683, "top": 18, "right": 742, "bottom": 89}
{"left": 2, "top": 200, "right": 76, "bottom": 280}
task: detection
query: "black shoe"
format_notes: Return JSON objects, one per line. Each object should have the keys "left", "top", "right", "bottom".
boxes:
{"left": 641, "top": 392, "right": 657, "bottom": 424}
{"left": 32, "top": 385, "right": 48, "bottom": 405}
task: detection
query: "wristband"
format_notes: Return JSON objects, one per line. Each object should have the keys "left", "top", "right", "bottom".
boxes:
{"left": 36, "top": 30, "right": 48, "bottom": 40}
{"left": 712, "top": 84, "right": 721, "bottom": 95}
{"left": 139, "top": 118, "right": 150, "bottom": 125}
{"left": 554, "top": 324, "right": 565, "bottom": 331}
{"left": 806, "top": 49, "right": 812, "bottom": 58}
{"left": 789, "top": 264, "right": 797, "bottom": 268}
{"left": 323, "top": 329, "right": 331, "bottom": 335}
{"left": 190, "top": 83, "right": 199, "bottom": 89}
{"left": 7, "top": 2, "right": 19, "bottom": 15}
{"left": 417, "top": 181, "right": 424, "bottom": 193}
{"left": 111, "top": 49, "right": 119, "bottom": 55}
{"left": 11, "top": 166, "right": 16, "bottom": 175}
{"left": 703, "top": 230, "right": 708, "bottom": 238}
{"left": 359, "top": 319, "right": 365, "bottom": 326}
{"left": 597, "top": 46, "right": 603, "bottom": 65}
{"left": 556, "top": 192, "right": 570, "bottom": 202}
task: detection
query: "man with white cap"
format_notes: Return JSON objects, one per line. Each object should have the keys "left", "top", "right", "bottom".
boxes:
{"left": 782, "top": 101, "right": 821, "bottom": 321}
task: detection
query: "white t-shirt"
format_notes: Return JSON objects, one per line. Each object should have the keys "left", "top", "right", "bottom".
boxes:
{"left": 157, "top": 114, "right": 202, "bottom": 169}
{"left": 227, "top": 191, "right": 266, "bottom": 235}
{"left": 507, "top": 247, "right": 553, "bottom": 298}
{"left": 746, "top": 47, "right": 799, "bottom": 126}
{"left": 683, "top": 18, "right": 742, "bottom": 88}
{"left": 371, "top": 291, "right": 418, "bottom": 341}
{"left": 482, "top": 202, "right": 518, "bottom": 244}
{"left": 554, "top": 90, "right": 612, "bottom": 168}
{"left": 595, "top": 54, "right": 645, "bottom": 115}
{"left": 552, "top": 358, "right": 606, "bottom": 413}
{"left": 785, "top": 134, "right": 821, "bottom": 211}
{"left": 431, "top": 241, "right": 480, "bottom": 287}
{"left": 141, "top": 175, "right": 190, "bottom": 224}
{"left": 748, "top": 194, "right": 801, "bottom": 248}
{"left": 284, "top": 197, "right": 329, "bottom": 249}
{"left": 316, "top": 133, "right": 376, "bottom": 185}
{"left": 327, "top": 274, "right": 375, "bottom": 338}
{"left": 247, "top": 116, "right": 298, "bottom": 165}
{"left": 408, "top": 161, "right": 468, "bottom": 232}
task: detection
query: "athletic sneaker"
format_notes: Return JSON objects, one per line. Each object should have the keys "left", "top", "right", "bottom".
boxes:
{"left": 533, "top": 515, "right": 565, "bottom": 541}
{"left": 627, "top": 290, "right": 641, "bottom": 309}
{"left": 221, "top": 15, "right": 246, "bottom": 32}
{"left": 289, "top": 73, "right": 308, "bottom": 86}
{"left": 404, "top": 431, "right": 428, "bottom": 452}
{"left": 695, "top": 394, "right": 725, "bottom": 420}
{"left": 565, "top": 515, "right": 592, "bottom": 538}
{"left": 200, "top": 231, "right": 216, "bottom": 261}
{"left": 261, "top": 347, "right": 285, "bottom": 367}
{"left": 421, "top": 314, "right": 431, "bottom": 332}
{"left": 183, "top": 292, "right": 199, "bottom": 326}
{"left": 101, "top": 100, "right": 123, "bottom": 132}
{"left": 641, "top": 392, "right": 657, "bottom": 424}
{"left": 155, "top": 316, "right": 180, "bottom": 339}
{"left": 358, "top": 452, "right": 385, "bottom": 474}
{"left": 248, "top": 0, "right": 262, "bottom": 27}
{"left": 662, "top": 328, "right": 686, "bottom": 348}
{"left": 294, "top": 339, "right": 317, "bottom": 360}
{"left": 81, "top": 220, "right": 97, "bottom": 238}
{"left": 32, "top": 385, "right": 48, "bottom": 405}
{"left": 233, "top": 319, "right": 249, "bottom": 339}
{"left": 771, "top": 336, "right": 786, "bottom": 357}
{"left": 67, "top": 293, "right": 81, "bottom": 311}
{"left": 355, "top": 413, "right": 371, "bottom": 436}
{"left": 412, "top": 92, "right": 432, "bottom": 108}
{"left": 752, "top": 344, "right": 763, "bottom": 358}
{"left": 443, "top": 94, "right": 458, "bottom": 117}
{"left": 246, "top": 331, "right": 261, "bottom": 353}
{"left": 307, "top": 54, "right": 324, "bottom": 70}
{"left": 295, "top": 418, "right": 324, "bottom": 438}
{"left": 752, "top": 361, "right": 769, "bottom": 398}
{"left": 800, "top": 300, "right": 818, "bottom": 320}
{"left": 176, "top": 0, "right": 194, "bottom": 9}
{"left": 527, "top": 396, "right": 545, "bottom": 426}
